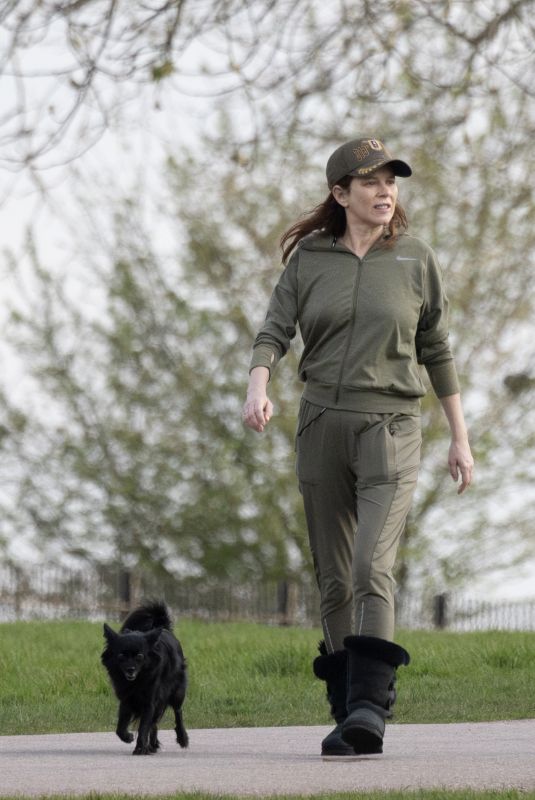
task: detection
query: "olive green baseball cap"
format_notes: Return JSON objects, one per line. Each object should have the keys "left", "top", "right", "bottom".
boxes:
{"left": 326, "top": 137, "right": 412, "bottom": 188}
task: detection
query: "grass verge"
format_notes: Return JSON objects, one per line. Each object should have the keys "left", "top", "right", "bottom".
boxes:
{"left": 0, "top": 619, "right": 534, "bottom": 735}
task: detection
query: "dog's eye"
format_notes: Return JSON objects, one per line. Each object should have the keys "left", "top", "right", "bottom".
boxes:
{"left": 135, "top": 654, "right": 144, "bottom": 662}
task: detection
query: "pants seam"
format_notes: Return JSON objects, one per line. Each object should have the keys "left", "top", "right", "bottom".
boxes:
{"left": 357, "top": 600, "right": 365, "bottom": 635}
{"left": 356, "top": 481, "right": 398, "bottom": 636}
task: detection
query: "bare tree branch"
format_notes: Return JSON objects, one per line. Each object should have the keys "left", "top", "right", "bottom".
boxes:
{"left": 0, "top": 0, "right": 533, "bottom": 172}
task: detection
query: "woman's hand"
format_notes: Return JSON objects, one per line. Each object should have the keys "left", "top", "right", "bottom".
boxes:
{"left": 242, "top": 366, "right": 273, "bottom": 433}
{"left": 448, "top": 439, "right": 474, "bottom": 494}
{"left": 439, "top": 393, "right": 474, "bottom": 494}
{"left": 242, "top": 392, "right": 273, "bottom": 432}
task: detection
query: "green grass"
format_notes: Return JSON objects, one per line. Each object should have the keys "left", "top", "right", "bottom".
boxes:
{"left": 0, "top": 619, "right": 534, "bottom": 735}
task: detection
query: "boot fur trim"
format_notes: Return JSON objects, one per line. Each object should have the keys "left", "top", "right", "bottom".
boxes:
{"left": 313, "top": 641, "right": 347, "bottom": 680}
{"left": 343, "top": 635, "right": 410, "bottom": 667}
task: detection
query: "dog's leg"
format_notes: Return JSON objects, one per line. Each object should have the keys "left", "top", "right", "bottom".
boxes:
{"left": 149, "top": 723, "right": 160, "bottom": 753}
{"left": 133, "top": 707, "right": 154, "bottom": 755}
{"left": 173, "top": 704, "right": 189, "bottom": 749}
{"left": 116, "top": 703, "right": 134, "bottom": 743}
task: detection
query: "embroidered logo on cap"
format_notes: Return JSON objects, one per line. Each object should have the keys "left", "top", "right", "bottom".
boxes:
{"left": 353, "top": 139, "right": 384, "bottom": 164}
{"left": 353, "top": 143, "right": 370, "bottom": 161}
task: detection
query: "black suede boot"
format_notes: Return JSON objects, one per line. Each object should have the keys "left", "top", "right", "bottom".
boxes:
{"left": 313, "top": 641, "right": 355, "bottom": 757}
{"left": 341, "top": 635, "right": 410, "bottom": 755}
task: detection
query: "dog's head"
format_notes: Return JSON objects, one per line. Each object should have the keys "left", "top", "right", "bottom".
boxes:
{"left": 102, "top": 623, "right": 162, "bottom": 682}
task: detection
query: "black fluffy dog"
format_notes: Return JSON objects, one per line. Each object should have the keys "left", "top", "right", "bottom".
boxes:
{"left": 101, "top": 601, "right": 189, "bottom": 755}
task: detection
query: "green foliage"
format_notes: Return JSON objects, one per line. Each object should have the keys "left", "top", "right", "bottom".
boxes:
{"left": 0, "top": 620, "right": 534, "bottom": 735}
{"left": 151, "top": 61, "right": 174, "bottom": 82}
{"left": 0, "top": 148, "right": 310, "bottom": 583}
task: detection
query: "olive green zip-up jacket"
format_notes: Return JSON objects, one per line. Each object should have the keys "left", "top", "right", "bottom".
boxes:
{"left": 250, "top": 232, "right": 460, "bottom": 415}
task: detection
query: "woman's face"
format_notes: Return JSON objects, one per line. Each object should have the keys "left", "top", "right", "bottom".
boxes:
{"left": 333, "top": 166, "right": 399, "bottom": 229}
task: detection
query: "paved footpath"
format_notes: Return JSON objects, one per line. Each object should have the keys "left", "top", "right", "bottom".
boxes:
{"left": 2, "top": 721, "right": 535, "bottom": 797}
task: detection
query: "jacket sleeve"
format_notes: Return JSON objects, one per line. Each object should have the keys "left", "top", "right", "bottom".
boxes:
{"left": 415, "top": 248, "right": 460, "bottom": 398}
{"left": 249, "top": 250, "right": 299, "bottom": 377}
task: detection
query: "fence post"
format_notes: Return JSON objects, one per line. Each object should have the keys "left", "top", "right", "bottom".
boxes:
{"left": 13, "top": 565, "right": 28, "bottom": 621}
{"left": 277, "top": 579, "right": 298, "bottom": 626}
{"left": 117, "top": 569, "right": 131, "bottom": 616}
{"left": 433, "top": 592, "right": 449, "bottom": 629}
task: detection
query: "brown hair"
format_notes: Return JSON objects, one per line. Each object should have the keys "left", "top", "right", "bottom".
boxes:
{"left": 280, "top": 175, "right": 408, "bottom": 263}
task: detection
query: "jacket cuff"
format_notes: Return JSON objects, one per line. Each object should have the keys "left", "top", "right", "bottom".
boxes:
{"left": 426, "top": 360, "right": 460, "bottom": 398}
{"left": 249, "top": 344, "right": 280, "bottom": 376}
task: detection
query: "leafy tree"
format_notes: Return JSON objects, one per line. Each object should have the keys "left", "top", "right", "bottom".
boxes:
{"left": 0, "top": 0, "right": 534, "bottom": 593}
{"left": 2, "top": 122, "right": 535, "bottom": 594}
{"left": 0, "top": 153, "right": 310, "bottom": 583}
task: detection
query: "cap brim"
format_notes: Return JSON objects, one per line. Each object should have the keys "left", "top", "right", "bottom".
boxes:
{"left": 349, "top": 158, "right": 412, "bottom": 178}
{"left": 386, "top": 159, "right": 412, "bottom": 177}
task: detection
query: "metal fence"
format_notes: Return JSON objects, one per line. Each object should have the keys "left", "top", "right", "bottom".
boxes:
{"left": 395, "top": 591, "right": 535, "bottom": 632}
{"left": 0, "top": 565, "right": 320, "bottom": 625}
{"left": 0, "top": 565, "right": 534, "bottom": 631}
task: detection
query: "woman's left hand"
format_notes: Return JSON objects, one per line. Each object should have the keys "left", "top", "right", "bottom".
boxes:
{"left": 448, "top": 439, "right": 474, "bottom": 494}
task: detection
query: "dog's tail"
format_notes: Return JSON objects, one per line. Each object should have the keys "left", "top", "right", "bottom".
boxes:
{"left": 120, "top": 600, "right": 173, "bottom": 633}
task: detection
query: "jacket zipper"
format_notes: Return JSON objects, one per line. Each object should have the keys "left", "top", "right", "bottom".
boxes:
{"left": 335, "top": 254, "right": 363, "bottom": 405}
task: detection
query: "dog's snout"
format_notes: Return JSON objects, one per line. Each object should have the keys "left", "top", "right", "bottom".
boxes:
{"left": 124, "top": 666, "right": 137, "bottom": 680}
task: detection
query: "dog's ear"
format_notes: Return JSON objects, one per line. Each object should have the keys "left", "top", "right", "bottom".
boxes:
{"left": 146, "top": 627, "right": 162, "bottom": 648}
{"left": 103, "top": 623, "right": 118, "bottom": 643}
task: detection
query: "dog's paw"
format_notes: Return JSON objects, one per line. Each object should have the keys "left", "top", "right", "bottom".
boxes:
{"left": 117, "top": 731, "right": 134, "bottom": 743}
{"left": 132, "top": 746, "right": 153, "bottom": 756}
{"left": 177, "top": 732, "right": 189, "bottom": 749}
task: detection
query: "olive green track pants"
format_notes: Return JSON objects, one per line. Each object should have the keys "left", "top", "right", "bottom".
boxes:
{"left": 296, "top": 400, "right": 421, "bottom": 651}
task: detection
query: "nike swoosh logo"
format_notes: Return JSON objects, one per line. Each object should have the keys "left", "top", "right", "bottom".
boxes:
{"left": 396, "top": 256, "right": 419, "bottom": 261}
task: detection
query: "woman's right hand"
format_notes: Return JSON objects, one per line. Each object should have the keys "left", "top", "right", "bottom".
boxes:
{"left": 242, "top": 367, "right": 273, "bottom": 433}
{"left": 242, "top": 393, "right": 273, "bottom": 432}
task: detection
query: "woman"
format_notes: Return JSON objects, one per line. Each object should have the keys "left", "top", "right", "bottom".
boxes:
{"left": 242, "top": 137, "right": 473, "bottom": 758}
